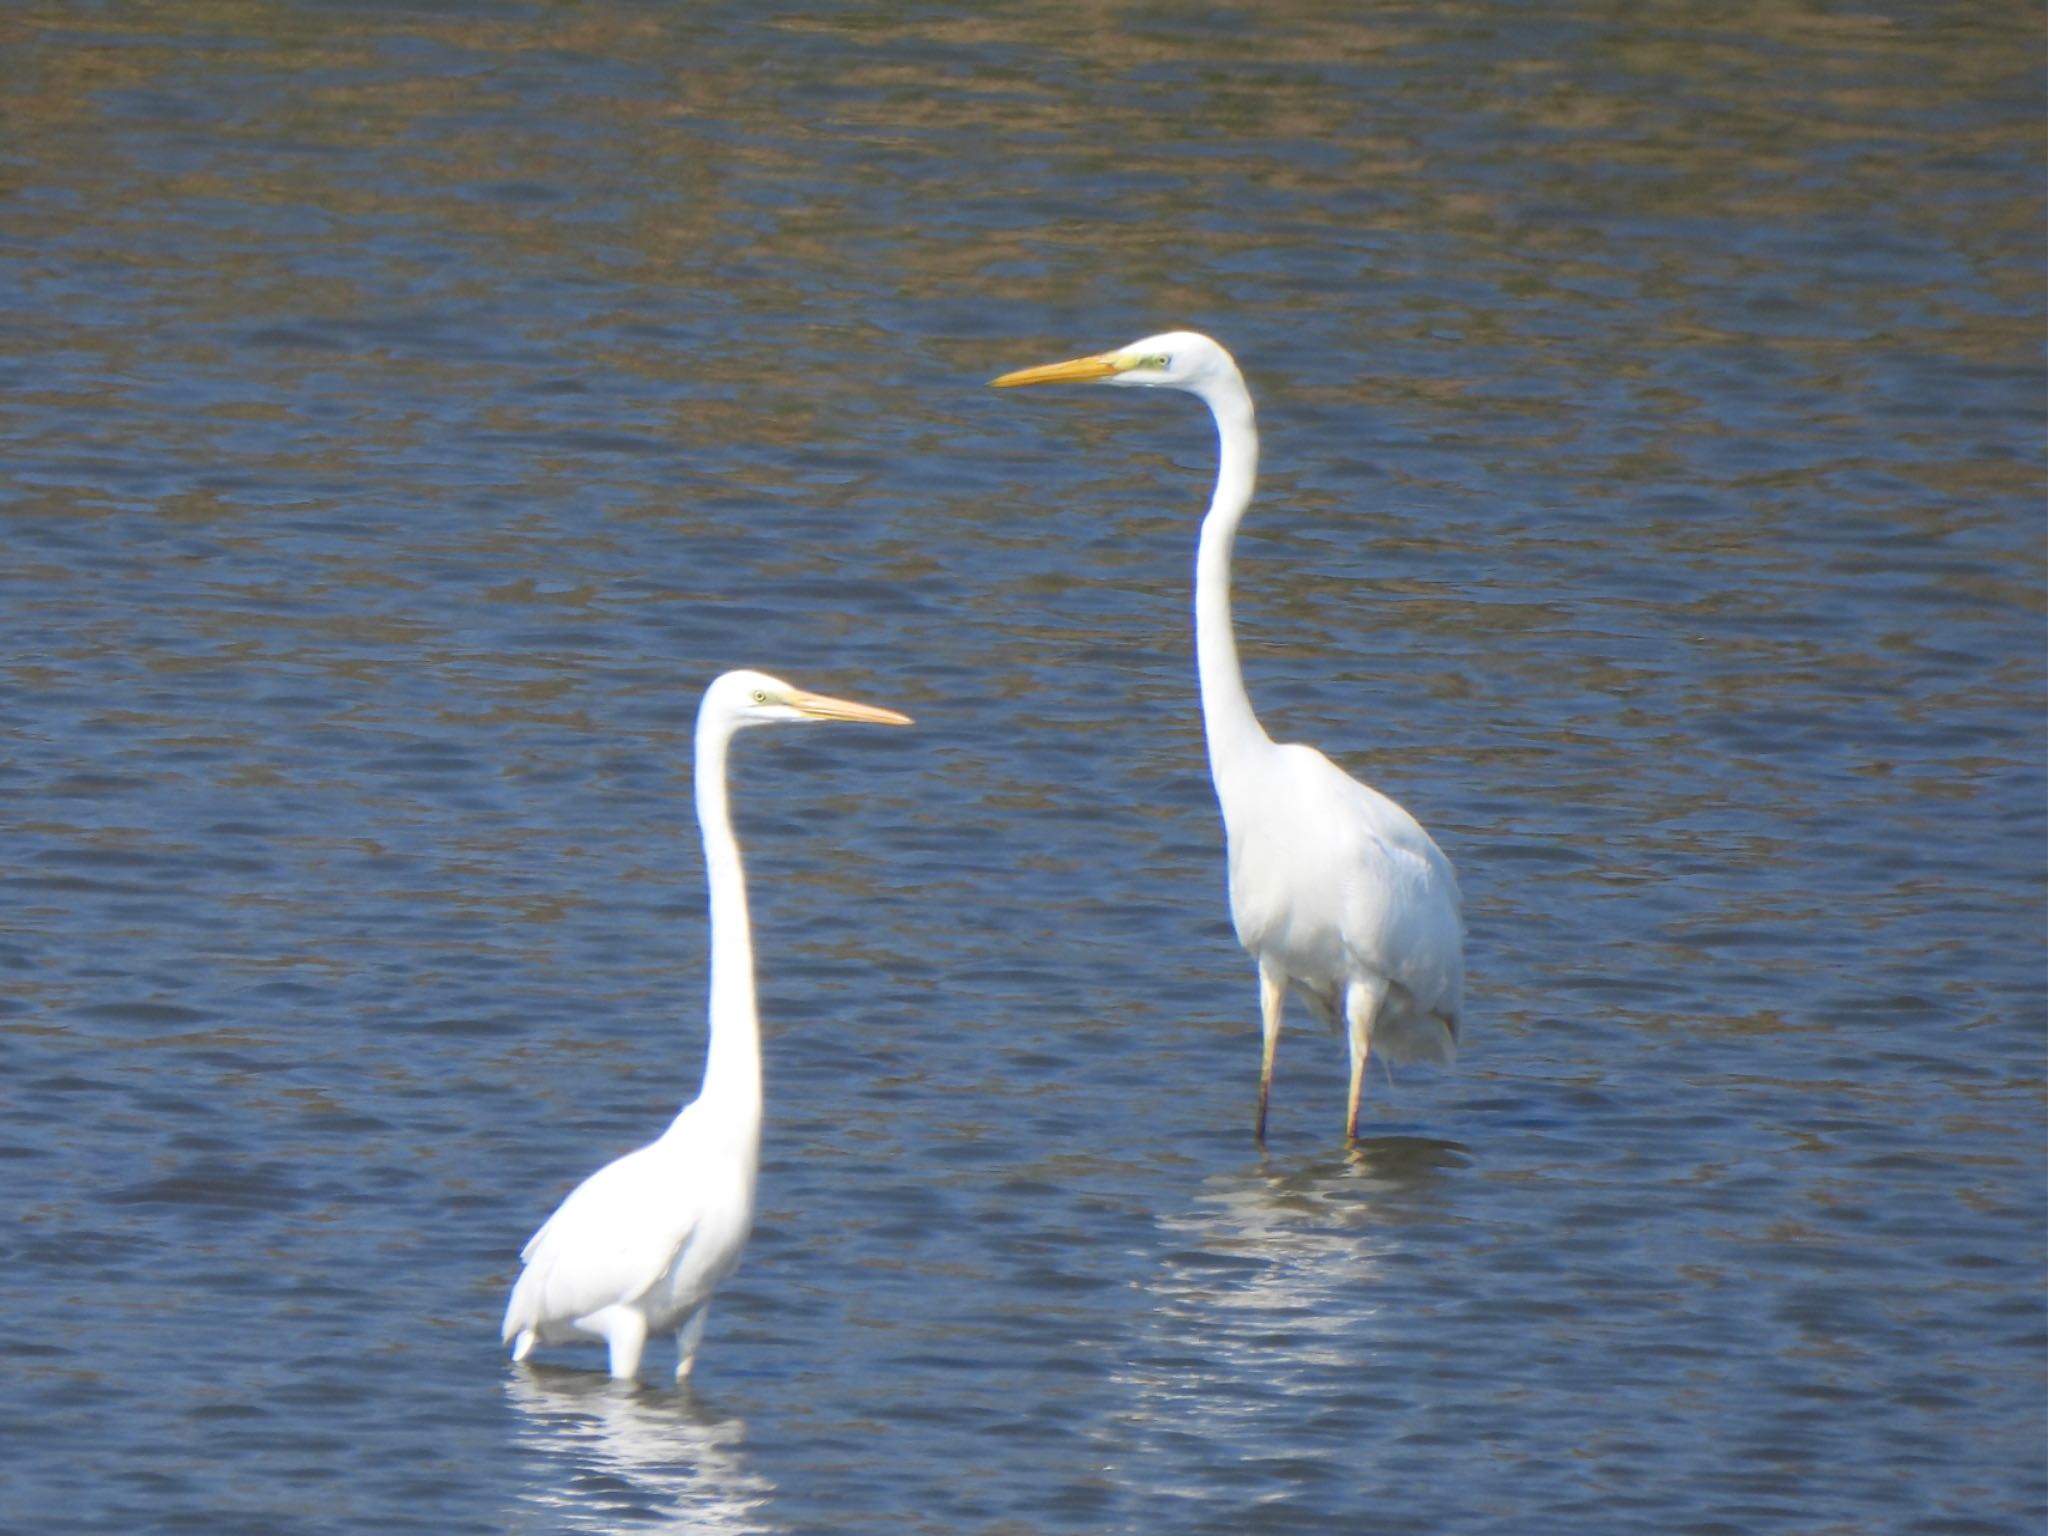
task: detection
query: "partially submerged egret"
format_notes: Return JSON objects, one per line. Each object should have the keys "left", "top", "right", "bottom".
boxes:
{"left": 994, "top": 332, "right": 1464, "bottom": 1141}
{"left": 502, "top": 669, "right": 912, "bottom": 1383}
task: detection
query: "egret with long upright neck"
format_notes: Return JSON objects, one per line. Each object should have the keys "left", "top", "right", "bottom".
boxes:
{"left": 502, "top": 669, "right": 911, "bottom": 1383}
{"left": 994, "top": 332, "right": 1464, "bottom": 1142}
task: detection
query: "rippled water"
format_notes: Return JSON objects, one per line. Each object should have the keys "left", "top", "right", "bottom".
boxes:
{"left": 3, "top": 3, "right": 2041, "bottom": 1533}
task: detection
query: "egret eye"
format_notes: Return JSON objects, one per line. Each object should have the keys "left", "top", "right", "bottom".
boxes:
{"left": 750, "top": 689, "right": 769, "bottom": 705}
{"left": 1149, "top": 354, "right": 1171, "bottom": 370}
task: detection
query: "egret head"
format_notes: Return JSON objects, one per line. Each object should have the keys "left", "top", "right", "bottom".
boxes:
{"left": 991, "top": 330, "right": 1239, "bottom": 397}
{"left": 706, "top": 669, "right": 914, "bottom": 733}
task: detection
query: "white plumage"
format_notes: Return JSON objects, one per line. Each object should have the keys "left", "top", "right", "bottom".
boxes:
{"left": 996, "top": 332, "right": 1465, "bottom": 1140}
{"left": 502, "top": 669, "right": 911, "bottom": 1382}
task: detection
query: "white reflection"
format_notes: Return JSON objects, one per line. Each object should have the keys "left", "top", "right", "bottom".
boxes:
{"left": 505, "top": 1369, "right": 780, "bottom": 1535}
{"left": 1119, "top": 1139, "right": 1468, "bottom": 1438}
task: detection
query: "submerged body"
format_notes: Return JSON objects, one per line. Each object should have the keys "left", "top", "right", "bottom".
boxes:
{"left": 502, "top": 669, "right": 911, "bottom": 1382}
{"left": 995, "top": 332, "right": 1464, "bottom": 1139}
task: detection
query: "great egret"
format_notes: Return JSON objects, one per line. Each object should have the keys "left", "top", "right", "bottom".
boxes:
{"left": 994, "top": 332, "right": 1464, "bottom": 1142}
{"left": 502, "top": 669, "right": 912, "bottom": 1383}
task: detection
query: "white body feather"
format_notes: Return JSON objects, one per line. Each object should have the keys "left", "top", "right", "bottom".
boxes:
{"left": 1220, "top": 739, "right": 1463, "bottom": 1065}
{"left": 500, "top": 1099, "right": 759, "bottom": 1372}
{"left": 998, "top": 331, "right": 1465, "bottom": 1138}
{"left": 501, "top": 669, "right": 908, "bottom": 1382}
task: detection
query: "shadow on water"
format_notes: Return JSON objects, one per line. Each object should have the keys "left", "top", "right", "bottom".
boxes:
{"left": 504, "top": 1367, "right": 779, "bottom": 1536}
{"left": 1335, "top": 1133, "right": 1472, "bottom": 1185}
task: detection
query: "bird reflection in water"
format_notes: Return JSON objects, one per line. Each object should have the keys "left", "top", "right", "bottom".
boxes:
{"left": 1116, "top": 1138, "right": 1470, "bottom": 1463}
{"left": 505, "top": 1368, "right": 781, "bottom": 1535}
{"left": 1166, "top": 1135, "right": 1470, "bottom": 1296}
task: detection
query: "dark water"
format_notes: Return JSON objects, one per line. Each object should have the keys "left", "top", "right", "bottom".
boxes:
{"left": 2, "top": 3, "right": 2041, "bottom": 1532}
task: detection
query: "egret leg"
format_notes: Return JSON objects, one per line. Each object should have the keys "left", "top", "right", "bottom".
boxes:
{"left": 1344, "top": 976, "right": 1389, "bottom": 1142}
{"left": 675, "top": 1306, "right": 710, "bottom": 1385}
{"left": 591, "top": 1306, "right": 648, "bottom": 1382}
{"left": 1256, "top": 960, "right": 1287, "bottom": 1143}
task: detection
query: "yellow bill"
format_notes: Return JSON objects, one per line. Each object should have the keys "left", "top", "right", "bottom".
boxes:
{"left": 790, "top": 689, "right": 914, "bottom": 727}
{"left": 990, "top": 352, "right": 1125, "bottom": 388}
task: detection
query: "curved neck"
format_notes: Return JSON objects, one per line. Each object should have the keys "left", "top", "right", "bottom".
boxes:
{"left": 689, "top": 713, "right": 763, "bottom": 1140}
{"left": 1193, "top": 373, "right": 1272, "bottom": 788}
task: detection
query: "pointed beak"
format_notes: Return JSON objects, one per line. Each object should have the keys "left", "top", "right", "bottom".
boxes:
{"left": 789, "top": 689, "right": 914, "bottom": 727}
{"left": 990, "top": 352, "right": 1124, "bottom": 388}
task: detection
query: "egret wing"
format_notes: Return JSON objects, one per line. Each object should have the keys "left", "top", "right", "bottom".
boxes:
{"left": 502, "top": 1140, "right": 699, "bottom": 1341}
{"left": 1228, "top": 744, "right": 1464, "bottom": 1027}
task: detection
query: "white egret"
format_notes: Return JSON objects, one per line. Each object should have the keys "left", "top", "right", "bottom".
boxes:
{"left": 502, "top": 669, "right": 912, "bottom": 1383}
{"left": 994, "top": 332, "right": 1464, "bottom": 1142}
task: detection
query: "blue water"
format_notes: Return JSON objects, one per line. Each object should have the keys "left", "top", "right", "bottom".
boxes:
{"left": 2, "top": 3, "right": 2041, "bottom": 1533}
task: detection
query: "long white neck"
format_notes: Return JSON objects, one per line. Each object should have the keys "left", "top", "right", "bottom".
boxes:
{"left": 1192, "top": 368, "right": 1274, "bottom": 795}
{"left": 684, "top": 710, "right": 763, "bottom": 1149}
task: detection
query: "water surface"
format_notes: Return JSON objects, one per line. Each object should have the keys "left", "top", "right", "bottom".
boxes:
{"left": 2, "top": 3, "right": 2041, "bottom": 1533}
